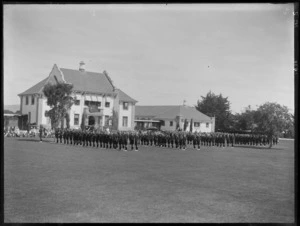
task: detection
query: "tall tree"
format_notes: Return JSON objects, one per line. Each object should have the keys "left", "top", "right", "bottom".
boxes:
{"left": 195, "top": 91, "right": 232, "bottom": 131}
{"left": 183, "top": 119, "right": 188, "bottom": 131}
{"left": 254, "top": 102, "right": 293, "bottom": 147}
{"left": 234, "top": 105, "right": 257, "bottom": 131}
{"left": 43, "top": 82, "right": 74, "bottom": 129}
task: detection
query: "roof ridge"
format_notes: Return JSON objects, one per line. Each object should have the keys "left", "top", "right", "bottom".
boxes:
{"left": 60, "top": 67, "right": 104, "bottom": 75}
{"left": 136, "top": 105, "right": 181, "bottom": 107}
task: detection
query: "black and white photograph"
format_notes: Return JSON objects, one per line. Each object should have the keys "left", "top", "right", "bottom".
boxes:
{"left": 3, "top": 3, "right": 295, "bottom": 223}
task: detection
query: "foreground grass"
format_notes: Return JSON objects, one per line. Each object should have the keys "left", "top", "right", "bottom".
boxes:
{"left": 4, "top": 138, "right": 294, "bottom": 223}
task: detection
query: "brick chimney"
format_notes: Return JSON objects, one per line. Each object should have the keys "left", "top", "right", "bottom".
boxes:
{"left": 79, "top": 61, "right": 85, "bottom": 72}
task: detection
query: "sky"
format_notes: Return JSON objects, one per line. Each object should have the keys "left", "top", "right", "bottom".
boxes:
{"left": 4, "top": 3, "right": 295, "bottom": 114}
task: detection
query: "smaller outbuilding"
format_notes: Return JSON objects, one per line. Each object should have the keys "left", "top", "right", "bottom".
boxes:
{"left": 4, "top": 113, "right": 20, "bottom": 131}
{"left": 134, "top": 105, "right": 215, "bottom": 132}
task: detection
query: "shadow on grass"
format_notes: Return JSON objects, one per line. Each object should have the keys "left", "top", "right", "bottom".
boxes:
{"left": 16, "top": 138, "right": 54, "bottom": 143}
{"left": 232, "top": 145, "right": 281, "bottom": 150}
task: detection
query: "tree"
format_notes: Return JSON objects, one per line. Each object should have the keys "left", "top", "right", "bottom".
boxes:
{"left": 254, "top": 102, "right": 293, "bottom": 148}
{"left": 183, "top": 119, "right": 188, "bottom": 131}
{"left": 190, "top": 118, "right": 193, "bottom": 132}
{"left": 43, "top": 82, "right": 74, "bottom": 129}
{"left": 195, "top": 91, "right": 232, "bottom": 131}
{"left": 65, "top": 112, "right": 70, "bottom": 129}
{"left": 81, "top": 114, "right": 86, "bottom": 131}
{"left": 234, "top": 105, "right": 257, "bottom": 131}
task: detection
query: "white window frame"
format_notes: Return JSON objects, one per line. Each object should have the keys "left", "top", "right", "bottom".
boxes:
{"left": 74, "top": 114, "right": 80, "bottom": 125}
{"left": 122, "top": 116, "right": 128, "bottom": 127}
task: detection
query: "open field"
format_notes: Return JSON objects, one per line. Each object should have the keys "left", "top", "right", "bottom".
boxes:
{"left": 4, "top": 137, "right": 294, "bottom": 223}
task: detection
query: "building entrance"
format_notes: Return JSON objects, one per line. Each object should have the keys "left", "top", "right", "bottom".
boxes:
{"left": 88, "top": 116, "right": 95, "bottom": 126}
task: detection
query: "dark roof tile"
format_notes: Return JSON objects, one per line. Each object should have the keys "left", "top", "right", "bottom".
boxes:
{"left": 115, "top": 89, "right": 137, "bottom": 103}
{"left": 135, "top": 105, "right": 212, "bottom": 122}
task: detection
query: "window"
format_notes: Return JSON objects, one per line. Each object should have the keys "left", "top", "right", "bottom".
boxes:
{"left": 105, "top": 115, "right": 109, "bottom": 126}
{"left": 31, "top": 96, "right": 35, "bottom": 105}
{"left": 194, "top": 122, "right": 200, "bottom": 127}
{"left": 123, "top": 102, "right": 129, "bottom": 110}
{"left": 85, "top": 100, "right": 101, "bottom": 107}
{"left": 170, "top": 121, "right": 173, "bottom": 126}
{"left": 206, "top": 123, "right": 209, "bottom": 128}
{"left": 25, "top": 96, "right": 29, "bottom": 105}
{"left": 75, "top": 100, "right": 80, "bottom": 105}
{"left": 122, "top": 116, "right": 128, "bottom": 127}
{"left": 105, "top": 102, "right": 110, "bottom": 108}
{"left": 74, "top": 114, "right": 79, "bottom": 125}
{"left": 160, "top": 120, "right": 165, "bottom": 126}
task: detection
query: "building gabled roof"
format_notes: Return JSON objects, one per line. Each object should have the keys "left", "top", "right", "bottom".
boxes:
{"left": 114, "top": 89, "right": 137, "bottom": 103}
{"left": 135, "top": 105, "right": 212, "bottom": 122}
{"left": 135, "top": 105, "right": 178, "bottom": 117}
{"left": 60, "top": 68, "right": 114, "bottom": 94}
{"left": 19, "top": 66, "right": 117, "bottom": 96}
{"left": 18, "top": 77, "right": 48, "bottom": 95}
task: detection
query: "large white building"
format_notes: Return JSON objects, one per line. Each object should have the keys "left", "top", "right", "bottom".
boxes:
{"left": 18, "top": 62, "right": 137, "bottom": 130}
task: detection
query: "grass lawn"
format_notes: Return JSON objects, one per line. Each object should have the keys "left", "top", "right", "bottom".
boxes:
{"left": 4, "top": 137, "right": 294, "bottom": 223}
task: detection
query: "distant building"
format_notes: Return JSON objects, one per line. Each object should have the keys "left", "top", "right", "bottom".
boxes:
{"left": 135, "top": 105, "right": 215, "bottom": 132}
{"left": 4, "top": 113, "right": 20, "bottom": 130}
{"left": 18, "top": 62, "right": 137, "bottom": 130}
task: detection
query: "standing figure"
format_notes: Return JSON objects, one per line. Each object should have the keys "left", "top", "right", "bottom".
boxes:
{"left": 39, "top": 125, "right": 43, "bottom": 142}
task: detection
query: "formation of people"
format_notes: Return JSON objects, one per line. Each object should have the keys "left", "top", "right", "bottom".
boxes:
{"left": 54, "top": 128, "right": 279, "bottom": 151}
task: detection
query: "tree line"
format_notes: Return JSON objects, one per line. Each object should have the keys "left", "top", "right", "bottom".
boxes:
{"left": 196, "top": 91, "right": 294, "bottom": 138}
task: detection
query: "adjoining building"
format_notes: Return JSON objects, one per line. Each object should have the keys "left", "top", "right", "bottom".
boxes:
{"left": 18, "top": 62, "right": 137, "bottom": 130}
{"left": 135, "top": 105, "right": 215, "bottom": 133}
{"left": 4, "top": 113, "right": 20, "bottom": 131}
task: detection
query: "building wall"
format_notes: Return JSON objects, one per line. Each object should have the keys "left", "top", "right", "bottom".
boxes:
{"left": 36, "top": 97, "right": 44, "bottom": 126}
{"left": 21, "top": 95, "right": 37, "bottom": 124}
{"left": 160, "top": 119, "right": 176, "bottom": 131}
{"left": 40, "top": 97, "right": 51, "bottom": 126}
{"left": 69, "top": 93, "right": 84, "bottom": 129}
{"left": 157, "top": 118, "right": 213, "bottom": 133}
{"left": 102, "top": 95, "right": 114, "bottom": 119}
{"left": 118, "top": 101, "right": 134, "bottom": 131}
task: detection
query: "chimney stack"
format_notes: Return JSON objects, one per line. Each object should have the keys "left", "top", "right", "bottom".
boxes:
{"left": 79, "top": 61, "right": 85, "bottom": 72}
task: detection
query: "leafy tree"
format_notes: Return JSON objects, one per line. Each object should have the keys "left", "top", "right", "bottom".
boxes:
{"left": 253, "top": 102, "right": 293, "bottom": 147}
{"left": 234, "top": 105, "right": 257, "bottom": 131}
{"left": 43, "top": 82, "right": 74, "bottom": 129}
{"left": 190, "top": 118, "right": 193, "bottom": 132}
{"left": 196, "top": 91, "right": 232, "bottom": 131}
{"left": 81, "top": 114, "right": 86, "bottom": 131}
{"left": 65, "top": 112, "right": 70, "bottom": 129}
{"left": 183, "top": 119, "right": 188, "bottom": 131}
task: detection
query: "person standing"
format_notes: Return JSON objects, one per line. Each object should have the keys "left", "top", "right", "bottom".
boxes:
{"left": 39, "top": 125, "right": 43, "bottom": 142}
